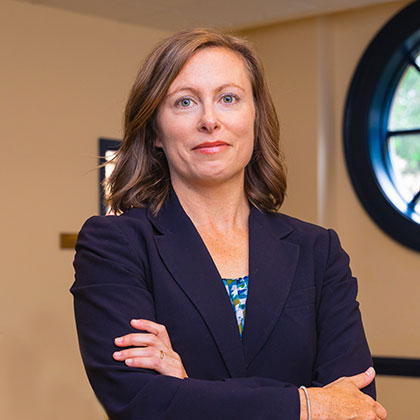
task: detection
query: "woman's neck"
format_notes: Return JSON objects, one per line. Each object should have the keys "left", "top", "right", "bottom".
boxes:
{"left": 171, "top": 177, "right": 250, "bottom": 233}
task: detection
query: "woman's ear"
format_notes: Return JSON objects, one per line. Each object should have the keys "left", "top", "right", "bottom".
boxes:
{"left": 155, "top": 137, "right": 162, "bottom": 148}
{"left": 153, "top": 122, "right": 163, "bottom": 149}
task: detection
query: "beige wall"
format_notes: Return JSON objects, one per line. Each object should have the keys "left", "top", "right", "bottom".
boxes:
{"left": 2, "top": 0, "right": 419, "bottom": 418}
{"left": 0, "top": 1, "right": 170, "bottom": 418}
{"left": 242, "top": 1, "right": 419, "bottom": 418}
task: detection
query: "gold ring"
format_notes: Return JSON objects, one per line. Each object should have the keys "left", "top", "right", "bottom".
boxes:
{"left": 160, "top": 350, "right": 165, "bottom": 360}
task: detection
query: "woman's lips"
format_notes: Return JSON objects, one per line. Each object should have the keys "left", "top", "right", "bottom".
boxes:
{"left": 192, "top": 141, "right": 229, "bottom": 154}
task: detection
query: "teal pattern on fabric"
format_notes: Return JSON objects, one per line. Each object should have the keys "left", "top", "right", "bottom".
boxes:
{"left": 222, "top": 275, "right": 249, "bottom": 337}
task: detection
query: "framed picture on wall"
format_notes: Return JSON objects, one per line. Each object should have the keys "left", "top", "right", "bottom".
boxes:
{"left": 99, "top": 138, "right": 121, "bottom": 215}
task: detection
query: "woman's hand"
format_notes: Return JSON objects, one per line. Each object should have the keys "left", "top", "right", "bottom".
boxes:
{"left": 299, "top": 368, "right": 387, "bottom": 420}
{"left": 113, "top": 319, "right": 188, "bottom": 379}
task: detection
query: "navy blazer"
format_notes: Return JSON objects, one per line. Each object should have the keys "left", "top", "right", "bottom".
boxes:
{"left": 71, "top": 191, "right": 375, "bottom": 420}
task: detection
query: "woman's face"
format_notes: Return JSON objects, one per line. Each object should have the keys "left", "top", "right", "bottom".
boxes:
{"left": 155, "top": 47, "right": 255, "bottom": 189}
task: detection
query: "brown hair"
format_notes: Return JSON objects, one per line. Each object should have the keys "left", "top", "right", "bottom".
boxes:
{"left": 106, "top": 28, "right": 287, "bottom": 215}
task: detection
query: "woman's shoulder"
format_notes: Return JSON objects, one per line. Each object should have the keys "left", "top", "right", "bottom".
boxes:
{"left": 275, "top": 212, "right": 327, "bottom": 233}
{"left": 76, "top": 207, "right": 154, "bottom": 256}
{"left": 261, "top": 209, "right": 330, "bottom": 239}
{"left": 262, "top": 210, "right": 344, "bottom": 257}
{"left": 74, "top": 208, "right": 153, "bottom": 281}
{"left": 79, "top": 207, "right": 150, "bottom": 233}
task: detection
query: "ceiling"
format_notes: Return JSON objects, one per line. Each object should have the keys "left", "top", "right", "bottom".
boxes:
{"left": 16, "top": 0, "right": 400, "bottom": 31}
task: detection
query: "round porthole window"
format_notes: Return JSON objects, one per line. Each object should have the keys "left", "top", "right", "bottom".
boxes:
{"left": 343, "top": 0, "right": 420, "bottom": 252}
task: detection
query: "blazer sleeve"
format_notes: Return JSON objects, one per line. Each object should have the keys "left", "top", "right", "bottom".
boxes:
{"left": 71, "top": 216, "right": 300, "bottom": 420}
{"left": 312, "top": 228, "right": 376, "bottom": 399}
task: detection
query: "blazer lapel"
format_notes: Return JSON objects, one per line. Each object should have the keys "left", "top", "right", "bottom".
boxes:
{"left": 147, "top": 191, "right": 247, "bottom": 378}
{"left": 242, "top": 207, "right": 300, "bottom": 367}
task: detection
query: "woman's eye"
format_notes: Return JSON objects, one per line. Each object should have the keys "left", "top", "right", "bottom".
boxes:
{"left": 177, "top": 98, "right": 193, "bottom": 107}
{"left": 221, "top": 95, "right": 237, "bottom": 104}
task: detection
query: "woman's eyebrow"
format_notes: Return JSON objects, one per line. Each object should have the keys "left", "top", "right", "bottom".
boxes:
{"left": 216, "top": 83, "right": 246, "bottom": 93}
{"left": 166, "top": 83, "right": 246, "bottom": 98}
{"left": 166, "top": 86, "right": 199, "bottom": 98}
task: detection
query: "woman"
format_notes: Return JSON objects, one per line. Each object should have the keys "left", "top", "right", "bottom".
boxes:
{"left": 71, "top": 29, "right": 387, "bottom": 420}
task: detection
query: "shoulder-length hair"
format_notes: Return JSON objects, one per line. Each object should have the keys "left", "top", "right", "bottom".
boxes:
{"left": 106, "top": 28, "right": 287, "bottom": 215}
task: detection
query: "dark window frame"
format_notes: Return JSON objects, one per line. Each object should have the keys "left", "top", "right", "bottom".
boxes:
{"left": 343, "top": 0, "right": 420, "bottom": 252}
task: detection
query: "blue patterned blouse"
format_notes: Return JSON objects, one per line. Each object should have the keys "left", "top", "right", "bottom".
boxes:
{"left": 221, "top": 275, "right": 249, "bottom": 338}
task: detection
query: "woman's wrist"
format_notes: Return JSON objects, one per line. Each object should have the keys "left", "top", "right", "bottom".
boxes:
{"left": 299, "top": 386, "right": 311, "bottom": 420}
{"left": 299, "top": 388, "right": 308, "bottom": 420}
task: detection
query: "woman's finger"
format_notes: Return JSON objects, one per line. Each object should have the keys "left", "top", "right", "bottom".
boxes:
{"left": 113, "top": 346, "right": 180, "bottom": 362}
{"left": 375, "top": 401, "right": 387, "bottom": 420}
{"left": 125, "top": 354, "right": 166, "bottom": 371}
{"left": 123, "top": 352, "right": 187, "bottom": 378}
{"left": 113, "top": 346, "right": 159, "bottom": 361}
{"left": 114, "top": 332, "right": 165, "bottom": 349}
{"left": 113, "top": 322, "right": 188, "bottom": 379}
{"left": 130, "top": 319, "right": 173, "bottom": 349}
{"left": 346, "top": 367, "right": 376, "bottom": 389}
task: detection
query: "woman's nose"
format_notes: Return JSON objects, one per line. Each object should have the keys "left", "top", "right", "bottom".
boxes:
{"left": 198, "top": 104, "right": 220, "bottom": 133}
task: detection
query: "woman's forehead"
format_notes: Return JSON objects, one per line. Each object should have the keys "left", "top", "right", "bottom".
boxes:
{"left": 167, "top": 47, "right": 252, "bottom": 93}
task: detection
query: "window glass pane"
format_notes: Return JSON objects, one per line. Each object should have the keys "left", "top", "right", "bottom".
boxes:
{"left": 388, "top": 64, "right": 420, "bottom": 131}
{"left": 389, "top": 134, "right": 420, "bottom": 201}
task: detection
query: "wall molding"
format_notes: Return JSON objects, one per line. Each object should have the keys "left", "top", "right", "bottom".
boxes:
{"left": 373, "top": 356, "right": 420, "bottom": 377}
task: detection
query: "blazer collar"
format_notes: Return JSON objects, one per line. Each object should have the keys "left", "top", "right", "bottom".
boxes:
{"left": 147, "top": 190, "right": 299, "bottom": 375}
{"left": 242, "top": 206, "right": 300, "bottom": 366}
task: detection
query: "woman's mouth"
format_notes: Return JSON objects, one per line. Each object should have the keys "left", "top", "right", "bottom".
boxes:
{"left": 192, "top": 141, "right": 229, "bottom": 154}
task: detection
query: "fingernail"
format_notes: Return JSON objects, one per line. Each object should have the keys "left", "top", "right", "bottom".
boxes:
{"left": 131, "top": 319, "right": 141, "bottom": 323}
{"left": 125, "top": 359, "right": 133, "bottom": 365}
{"left": 366, "top": 367, "right": 375, "bottom": 376}
{"left": 113, "top": 351, "right": 122, "bottom": 357}
{"left": 115, "top": 337, "right": 123, "bottom": 344}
